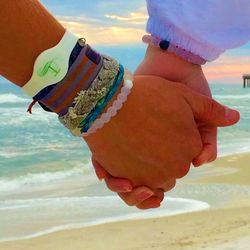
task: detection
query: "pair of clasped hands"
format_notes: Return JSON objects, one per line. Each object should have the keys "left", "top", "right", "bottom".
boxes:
{"left": 84, "top": 46, "right": 240, "bottom": 209}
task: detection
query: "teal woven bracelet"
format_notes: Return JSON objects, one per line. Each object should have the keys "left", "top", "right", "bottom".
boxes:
{"left": 80, "top": 64, "right": 125, "bottom": 133}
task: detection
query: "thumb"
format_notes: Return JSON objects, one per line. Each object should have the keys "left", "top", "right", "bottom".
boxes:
{"left": 184, "top": 89, "right": 240, "bottom": 127}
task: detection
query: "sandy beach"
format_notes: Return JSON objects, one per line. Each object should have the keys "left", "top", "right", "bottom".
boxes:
{"left": 0, "top": 152, "right": 249, "bottom": 250}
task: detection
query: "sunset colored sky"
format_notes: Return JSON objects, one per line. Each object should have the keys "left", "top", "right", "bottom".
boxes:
{"left": 39, "top": 1, "right": 250, "bottom": 84}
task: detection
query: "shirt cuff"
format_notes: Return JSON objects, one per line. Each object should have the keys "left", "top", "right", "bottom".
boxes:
{"left": 146, "top": 16, "right": 225, "bottom": 62}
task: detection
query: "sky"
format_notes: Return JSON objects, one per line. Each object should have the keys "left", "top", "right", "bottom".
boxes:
{"left": 3, "top": 0, "right": 250, "bottom": 85}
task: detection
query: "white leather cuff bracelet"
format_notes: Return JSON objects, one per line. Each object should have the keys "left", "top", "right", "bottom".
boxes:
{"left": 22, "top": 30, "right": 79, "bottom": 97}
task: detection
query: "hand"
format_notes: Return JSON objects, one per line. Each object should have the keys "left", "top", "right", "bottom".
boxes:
{"left": 91, "top": 47, "right": 234, "bottom": 209}
{"left": 136, "top": 46, "right": 217, "bottom": 166}
{"left": 85, "top": 76, "right": 239, "bottom": 206}
{"left": 92, "top": 157, "right": 165, "bottom": 209}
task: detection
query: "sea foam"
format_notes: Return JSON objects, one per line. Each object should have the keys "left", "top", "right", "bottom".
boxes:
{"left": 0, "top": 163, "right": 94, "bottom": 192}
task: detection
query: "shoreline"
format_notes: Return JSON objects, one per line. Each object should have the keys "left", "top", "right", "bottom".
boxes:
{"left": 0, "top": 152, "right": 250, "bottom": 249}
{"left": 0, "top": 197, "right": 210, "bottom": 243}
{"left": 1, "top": 206, "right": 249, "bottom": 250}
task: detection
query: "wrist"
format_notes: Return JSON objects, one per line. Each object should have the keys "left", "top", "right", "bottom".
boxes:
{"left": 136, "top": 45, "right": 202, "bottom": 82}
{"left": 135, "top": 45, "right": 211, "bottom": 97}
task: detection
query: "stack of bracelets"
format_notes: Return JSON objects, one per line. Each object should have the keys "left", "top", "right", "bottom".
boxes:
{"left": 24, "top": 31, "right": 205, "bottom": 137}
{"left": 23, "top": 31, "right": 133, "bottom": 137}
{"left": 142, "top": 35, "right": 207, "bottom": 65}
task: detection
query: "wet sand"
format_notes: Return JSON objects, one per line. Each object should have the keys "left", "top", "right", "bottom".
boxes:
{"left": 0, "top": 152, "right": 249, "bottom": 250}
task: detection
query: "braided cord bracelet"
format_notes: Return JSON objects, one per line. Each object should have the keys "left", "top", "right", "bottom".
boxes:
{"left": 80, "top": 64, "right": 125, "bottom": 133}
{"left": 83, "top": 77, "right": 133, "bottom": 137}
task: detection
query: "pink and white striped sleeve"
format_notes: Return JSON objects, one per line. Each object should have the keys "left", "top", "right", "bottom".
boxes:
{"left": 146, "top": 0, "right": 250, "bottom": 61}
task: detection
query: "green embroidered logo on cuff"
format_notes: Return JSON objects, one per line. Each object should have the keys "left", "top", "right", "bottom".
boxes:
{"left": 38, "top": 59, "right": 61, "bottom": 77}
{"left": 22, "top": 30, "right": 79, "bottom": 96}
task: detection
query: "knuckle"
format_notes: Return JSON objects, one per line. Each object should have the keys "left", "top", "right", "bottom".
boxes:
{"left": 157, "top": 180, "right": 167, "bottom": 190}
{"left": 162, "top": 179, "right": 176, "bottom": 192}
{"left": 203, "top": 98, "right": 216, "bottom": 121}
{"left": 175, "top": 163, "right": 191, "bottom": 179}
{"left": 168, "top": 179, "right": 177, "bottom": 191}
{"left": 155, "top": 172, "right": 171, "bottom": 189}
{"left": 119, "top": 194, "right": 136, "bottom": 207}
{"left": 187, "top": 133, "right": 203, "bottom": 159}
{"left": 145, "top": 170, "right": 167, "bottom": 190}
{"left": 209, "top": 151, "right": 218, "bottom": 162}
{"left": 154, "top": 190, "right": 165, "bottom": 202}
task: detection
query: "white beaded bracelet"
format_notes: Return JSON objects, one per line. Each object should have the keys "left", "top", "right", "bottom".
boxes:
{"left": 82, "top": 78, "right": 133, "bottom": 137}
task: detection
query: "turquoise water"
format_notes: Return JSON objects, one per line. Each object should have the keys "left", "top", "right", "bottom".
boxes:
{"left": 0, "top": 78, "right": 250, "bottom": 241}
{"left": 0, "top": 81, "right": 88, "bottom": 178}
{"left": 211, "top": 84, "right": 250, "bottom": 154}
{"left": 0, "top": 81, "right": 249, "bottom": 179}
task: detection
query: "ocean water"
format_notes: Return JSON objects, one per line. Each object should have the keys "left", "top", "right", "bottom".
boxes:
{"left": 0, "top": 78, "right": 250, "bottom": 241}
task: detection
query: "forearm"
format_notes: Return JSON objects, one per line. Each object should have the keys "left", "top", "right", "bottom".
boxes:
{"left": 0, "top": 0, "right": 125, "bottom": 138}
{"left": 0, "top": 0, "right": 65, "bottom": 86}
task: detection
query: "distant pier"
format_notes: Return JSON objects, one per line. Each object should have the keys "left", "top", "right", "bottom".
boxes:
{"left": 243, "top": 74, "right": 250, "bottom": 88}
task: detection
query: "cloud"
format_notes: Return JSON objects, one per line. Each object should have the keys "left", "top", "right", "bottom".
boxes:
{"left": 204, "top": 53, "right": 250, "bottom": 83}
{"left": 105, "top": 12, "right": 148, "bottom": 25}
{"left": 57, "top": 10, "right": 146, "bottom": 45}
{"left": 59, "top": 19, "right": 144, "bottom": 45}
{"left": 57, "top": 15, "right": 102, "bottom": 24}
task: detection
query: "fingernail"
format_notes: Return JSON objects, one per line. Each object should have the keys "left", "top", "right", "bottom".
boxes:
{"left": 118, "top": 186, "right": 132, "bottom": 193}
{"left": 225, "top": 108, "right": 239, "bottom": 122}
{"left": 138, "top": 191, "right": 154, "bottom": 200}
{"left": 194, "top": 162, "right": 203, "bottom": 167}
{"left": 193, "top": 157, "right": 207, "bottom": 167}
{"left": 148, "top": 201, "right": 161, "bottom": 208}
{"left": 97, "top": 176, "right": 104, "bottom": 181}
{"left": 193, "top": 160, "right": 200, "bottom": 167}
